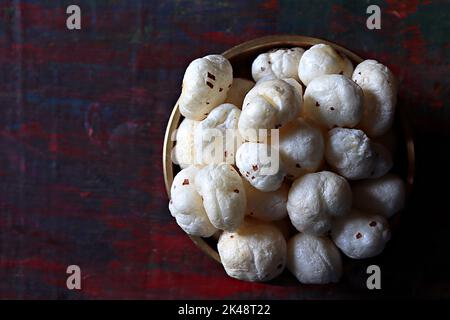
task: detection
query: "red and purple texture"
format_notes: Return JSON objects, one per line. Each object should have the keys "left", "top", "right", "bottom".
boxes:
{"left": 0, "top": 0, "right": 449, "bottom": 299}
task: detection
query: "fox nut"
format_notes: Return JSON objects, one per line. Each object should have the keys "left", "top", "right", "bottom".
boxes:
{"left": 243, "top": 179, "right": 289, "bottom": 221}
{"left": 169, "top": 166, "right": 217, "bottom": 237}
{"left": 236, "top": 142, "right": 285, "bottom": 192}
{"left": 194, "top": 103, "right": 242, "bottom": 165}
{"left": 352, "top": 60, "right": 397, "bottom": 137}
{"left": 238, "top": 79, "right": 302, "bottom": 141}
{"left": 325, "top": 128, "right": 392, "bottom": 180}
{"left": 224, "top": 78, "right": 255, "bottom": 108}
{"left": 218, "top": 221, "right": 287, "bottom": 282}
{"left": 331, "top": 210, "right": 391, "bottom": 259}
{"left": 287, "top": 171, "right": 352, "bottom": 235}
{"left": 298, "top": 43, "right": 354, "bottom": 86}
{"left": 173, "top": 119, "right": 199, "bottom": 169}
{"left": 287, "top": 233, "right": 343, "bottom": 284}
{"left": 179, "top": 55, "right": 233, "bottom": 120}
{"left": 252, "top": 47, "right": 305, "bottom": 82}
{"left": 303, "top": 74, "right": 363, "bottom": 129}
{"left": 352, "top": 174, "right": 405, "bottom": 218}
{"left": 195, "top": 163, "right": 246, "bottom": 231}
{"left": 279, "top": 117, "right": 324, "bottom": 179}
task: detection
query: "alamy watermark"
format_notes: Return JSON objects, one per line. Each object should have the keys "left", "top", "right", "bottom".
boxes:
{"left": 66, "top": 5, "right": 81, "bottom": 30}
{"left": 66, "top": 265, "right": 81, "bottom": 290}
{"left": 366, "top": 265, "right": 381, "bottom": 289}
{"left": 65, "top": 4, "right": 381, "bottom": 32}
{"left": 366, "top": 5, "right": 381, "bottom": 30}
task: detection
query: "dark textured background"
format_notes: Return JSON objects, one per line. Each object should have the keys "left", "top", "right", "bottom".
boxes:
{"left": 0, "top": 0, "right": 449, "bottom": 299}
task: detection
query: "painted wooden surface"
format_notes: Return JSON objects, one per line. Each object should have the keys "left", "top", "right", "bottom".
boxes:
{"left": 0, "top": 0, "right": 449, "bottom": 299}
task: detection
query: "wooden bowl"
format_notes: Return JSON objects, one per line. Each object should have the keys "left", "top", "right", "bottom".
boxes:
{"left": 163, "top": 35, "right": 415, "bottom": 266}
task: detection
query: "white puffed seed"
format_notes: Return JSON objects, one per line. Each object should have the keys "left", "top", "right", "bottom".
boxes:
{"left": 169, "top": 166, "right": 217, "bottom": 237}
{"left": 179, "top": 55, "right": 233, "bottom": 120}
{"left": 243, "top": 179, "right": 288, "bottom": 221}
{"left": 236, "top": 142, "right": 286, "bottom": 192}
{"left": 325, "top": 128, "right": 393, "bottom": 180}
{"left": 287, "top": 171, "right": 352, "bottom": 235}
{"left": 252, "top": 47, "right": 305, "bottom": 82}
{"left": 279, "top": 117, "right": 324, "bottom": 179}
{"left": 194, "top": 163, "right": 246, "bottom": 231}
{"left": 352, "top": 60, "right": 397, "bottom": 137}
{"left": 298, "top": 44, "right": 354, "bottom": 86}
{"left": 331, "top": 210, "right": 391, "bottom": 259}
{"left": 352, "top": 174, "right": 405, "bottom": 218}
{"left": 238, "top": 79, "right": 302, "bottom": 142}
{"left": 173, "top": 118, "right": 199, "bottom": 169}
{"left": 287, "top": 233, "right": 342, "bottom": 284}
{"left": 194, "top": 103, "right": 242, "bottom": 165}
{"left": 172, "top": 51, "right": 401, "bottom": 284}
{"left": 224, "top": 78, "right": 255, "bottom": 108}
{"left": 218, "top": 220, "right": 287, "bottom": 282}
{"left": 303, "top": 74, "right": 363, "bottom": 129}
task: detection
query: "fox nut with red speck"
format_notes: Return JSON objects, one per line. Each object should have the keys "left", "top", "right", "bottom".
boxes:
{"left": 236, "top": 142, "right": 286, "bottom": 192}
{"left": 238, "top": 79, "right": 302, "bottom": 142}
{"left": 298, "top": 43, "right": 353, "bottom": 86}
{"left": 179, "top": 55, "right": 233, "bottom": 120}
{"left": 352, "top": 59, "right": 397, "bottom": 137}
{"left": 169, "top": 166, "right": 217, "bottom": 237}
{"left": 194, "top": 163, "right": 246, "bottom": 231}
{"left": 303, "top": 74, "right": 363, "bottom": 129}
{"left": 331, "top": 210, "right": 391, "bottom": 259}
{"left": 218, "top": 220, "right": 287, "bottom": 282}
{"left": 252, "top": 47, "right": 305, "bottom": 82}
{"left": 194, "top": 103, "right": 242, "bottom": 165}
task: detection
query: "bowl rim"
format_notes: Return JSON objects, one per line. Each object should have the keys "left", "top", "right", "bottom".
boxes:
{"left": 163, "top": 34, "right": 415, "bottom": 264}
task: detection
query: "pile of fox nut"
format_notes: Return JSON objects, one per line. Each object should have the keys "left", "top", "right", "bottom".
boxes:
{"left": 169, "top": 44, "right": 405, "bottom": 284}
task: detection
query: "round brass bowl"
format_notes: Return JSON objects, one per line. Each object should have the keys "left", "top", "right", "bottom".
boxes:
{"left": 163, "top": 35, "right": 415, "bottom": 265}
